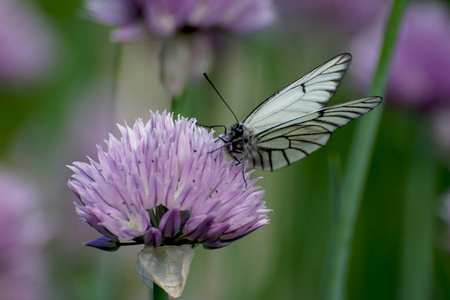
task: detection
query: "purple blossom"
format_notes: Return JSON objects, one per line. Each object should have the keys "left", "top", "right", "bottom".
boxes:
{"left": 350, "top": 2, "right": 450, "bottom": 111}
{"left": 0, "top": 169, "right": 50, "bottom": 300}
{"left": 85, "top": 0, "right": 275, "bottom": 96}
{"left": 85, "top": 0, "right": 276, "bottom": 42}
{"left": 68, "top": 111, "right": 270, "bottom": 250}
{"left": 84, "top": 0, "right": 144, "bottom": 42}
{"left": 0, "top": 0, "right": 58, "bottom": 86}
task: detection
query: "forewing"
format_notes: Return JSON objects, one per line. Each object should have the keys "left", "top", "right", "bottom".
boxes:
{"left": 244, "top": 53, "right": 352, "bottom": 133}
{"left": 250, "top": 97, "right": 382, "bottom": 171}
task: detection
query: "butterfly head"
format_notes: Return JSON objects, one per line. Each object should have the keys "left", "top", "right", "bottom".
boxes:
{"left": 230, "top": 123, "right": 244, "bottom": 138}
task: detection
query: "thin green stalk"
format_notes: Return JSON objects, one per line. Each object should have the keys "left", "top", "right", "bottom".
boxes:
{"left": 328, "top": 154, "right": 342, "bottom": 225}
{"left": 153, "top": 283, "right": 169, "bottom": 300}
{"left": 319, "top": 155, "right": 342, "bottom": 300}
{"left": 322, "top": 0, "right": 410, "bottom": 299}
{"left": 110, "top": 44, "right": 122, "bottom": 115}
{"left": 342, "top": 0, "right": 409, "bottom": 204}
{"left": 172, "top": 85, "right": 195, "bottom": 118}
{"left": 94, "top": 254, "right": 120, "bottom": 300}
{"left": 399, "top": 123, "right": 436, "bottom": 300}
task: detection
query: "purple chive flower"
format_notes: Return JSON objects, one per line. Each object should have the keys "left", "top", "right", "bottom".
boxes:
{"left": 145, "top": 0, "right": 276, "bottom": 36}
{"left": 0, "top": 0, "right": 58, "bottom": 86}
{"left": 85, "top": 0, "right": 275, "bottom": 95}
{"left": 350, "top": 2, "right": 450, "bottom": 111}
{"left": 68, "top": 111, "right": 270, "bottom": 250}
{"left": 85, "top": 0, "right": 276, "bottom": 42}
{"left": 0, "top": 169, "right": 50, "bottom": 300}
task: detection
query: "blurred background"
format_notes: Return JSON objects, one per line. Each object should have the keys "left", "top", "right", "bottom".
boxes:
{"left": 0, "top": 0, "right": 449, "bottom": 299}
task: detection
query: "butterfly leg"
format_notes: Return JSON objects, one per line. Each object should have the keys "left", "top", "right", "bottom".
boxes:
{"left": 233, "top": 157, "right": 242, "bottom": 166}
{"left": 207, "top": 145, "right": 226, "bottom": 154}
{"left": 241, "top": 168, "right": 247, "bottom": 188}
{"left": 231, "top": 156, "right": 248, "bottom": 188}
{"left": 216, "top": 135, "right": 228, "bottom": 144}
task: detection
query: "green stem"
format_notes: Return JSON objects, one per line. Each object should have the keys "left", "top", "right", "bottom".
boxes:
{"left": 342, "top": 0, "right": 409, "bottom": 202}
{"left": 328, "top": 154, "right": 342, "bottom": 225}
{"left": 153, "top": 282, "right": 169, "bottom": 300}
{"left": 322, "top": 0, "right": 410, "bottom": 299}
{"left": 172, "top": 85, "right": 195, "bottom": 118}
{"left": 399, "top": 123, "right": 436, "bottom": 300}
{"left": 319, "top": 155, "right": 342, "bottom": 299}
{"left": 94, "top": 253, "right": 119, "bottom": 300}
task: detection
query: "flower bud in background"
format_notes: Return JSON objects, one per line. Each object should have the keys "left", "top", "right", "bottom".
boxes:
{"left": 68, "top": 111, "right": 270, "bottom": 297}
{"left": 350, "top": 2, "right": 450, "bottom": 111}
{"left": 160, "top": 33, "right": 214, "bottom": 96}
{"left": 0, "top": 169, "right": 50, "bottom": 300}
{"left": 0, "top": 0, "right": 58, "bottom": 87}
{"left": 84, "top": 0, "right": 276, "bottom": 95}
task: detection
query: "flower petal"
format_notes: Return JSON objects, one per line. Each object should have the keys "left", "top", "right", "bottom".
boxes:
{"left": 159, "top": 208, "right": 181, "bottom": 237}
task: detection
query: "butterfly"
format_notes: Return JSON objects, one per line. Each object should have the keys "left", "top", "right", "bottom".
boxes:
{"left": 206, "top": 53, "right": 382, "bottom": 172}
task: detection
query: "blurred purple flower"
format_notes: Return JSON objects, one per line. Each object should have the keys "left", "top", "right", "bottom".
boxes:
{"left": 85, "top": 0, "right": 276, "bottom": 42}
{"left": 350, "top": 2, "right": 450, "bottom": 111}
{"left": 68, "top": 111, "right": 270, "bottom": 250}
{"left": 85, "top": 0, "right": 144, "bottom": 42}
{"left": 0, "top": 169, "right": 50, "bottom": 300}
{"left": 0, "top": 0, "right": 58, "bottom": 86}
{"left": 278, "top": 0, "right": 390, "bottom": 35}
{"left": 85, "top": 0, "right": 275, "bottom": 96}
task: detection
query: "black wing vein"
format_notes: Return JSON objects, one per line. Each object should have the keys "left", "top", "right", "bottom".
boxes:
{"left": 248, "top": 97, "right": 382, "bottom": 171}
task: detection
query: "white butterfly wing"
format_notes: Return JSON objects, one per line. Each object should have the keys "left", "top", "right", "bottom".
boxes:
{"left": 243, "top": 53, "right": 352, "bottom": 133}
{"left": 248, "top": 97, "right": 382, "bottom": 171}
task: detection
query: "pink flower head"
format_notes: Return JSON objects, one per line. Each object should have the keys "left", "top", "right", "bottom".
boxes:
{"left": 350, "top": 2, "right": 450, "bottom": 111}
{"left": 85, "top": 0, "right": 276, "bottom": 42}
{"left": 68, "top": 111, "right": 270, "bottom": 250}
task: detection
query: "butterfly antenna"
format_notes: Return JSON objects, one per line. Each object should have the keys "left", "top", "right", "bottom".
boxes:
{"left": 203, "top": 73, "right": 239, "bottom": 123}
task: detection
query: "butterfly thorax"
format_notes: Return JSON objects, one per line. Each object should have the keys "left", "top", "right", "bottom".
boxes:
{"left": 221, "top": 123, "right": 258, "bottom": 167}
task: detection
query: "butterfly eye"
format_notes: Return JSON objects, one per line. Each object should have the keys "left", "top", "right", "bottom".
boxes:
{"left": 234, "top": 126, "right": 244, "bottom": 138}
